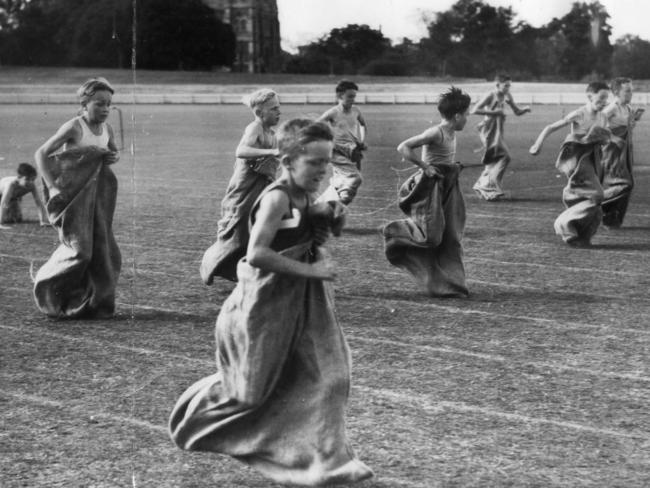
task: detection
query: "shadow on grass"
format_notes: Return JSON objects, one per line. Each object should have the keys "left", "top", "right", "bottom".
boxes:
{"left": 611, "top": 226, "right": 650, "bottom": 232}
{"left": 589, "top": 242, "right": 650, "bottom": 251}
{"left": 346, "top": 283, "right": 609, "bottom": 306}
{"left": 343, "top": 227, "right": 384, "bottom": 236}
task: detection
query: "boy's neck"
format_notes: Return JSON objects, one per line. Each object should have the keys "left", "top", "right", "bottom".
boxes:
{"left": 439, "top": 119, "right": 456, "bottom": 132}
{"left": 83, "top": 113, "right": 101, "bottom": 129}
{"left": 255, "top": 117, "right": 273, "bottom": 131}
{"left": 338, "top": 102, "right": 352, "bottom": 112}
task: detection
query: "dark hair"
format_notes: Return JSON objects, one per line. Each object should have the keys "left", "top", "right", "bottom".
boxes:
{"left": 610, "top": 77, "right": 632, "bottom": 94}
{"left": 437, "top": 86, "right": 471, "bottom": 120}
{"left": 336, "top": 79, "right": 359, "bottom": 95}
{"left": 276, "top": 118, "right": 333, "bottom": 160}
{"left": 496, "top": 74, "right": 511, "bottom": 83}
{"left": 17, "top": 162, "right": 37, "bottom": 178}
{"left": 586, "top": 81, "right": 609, "bottom": 93}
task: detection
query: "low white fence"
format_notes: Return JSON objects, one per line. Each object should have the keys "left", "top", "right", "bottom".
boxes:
{"left": 0, "top": 91, "right": 649, "bottom": 105}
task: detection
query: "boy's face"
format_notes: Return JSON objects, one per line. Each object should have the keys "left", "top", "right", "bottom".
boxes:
{"left": 338, "top": 89, "right": 357, "bottom": 109}
{"left": 452, "top": 109, "right": 469, "bottom": 131}
{"left": 258, "top": 96, "right": 281, "bottom": 126}
{"left": 85, "top": 90, "right": 112, "bottom": 123}
{"left": 287, "top": 140, "right": 332, "bottom": 193}
{"left": 496, "top": 81, "right": 511, "bottom": 94}
{"left": 617, "top": 83, "right": 633, "bottom": 104}
{"left": 588, "top": 89, "right": 609, "bottom": 111}
{"left": 17, "top": 175, "right": 35, "bottom": 188}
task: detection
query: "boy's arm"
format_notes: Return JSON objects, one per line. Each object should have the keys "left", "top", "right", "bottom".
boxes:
{"left": 357, "top": 109, "right": 367, "bottom": 147}
{"left": 471, "top": 93, "right": 503, "bottom": 116}
{"left": 247, "top": 191, "right": 336, "bottom": 281}
{"left": 105, "top": 124, "right": 121, "bottom": 165}
{"left": 235, "top": 123, "right": 279, "bottom": 159}
{"left": 0, "top": 180, "right": 15, "bottom": 224}
{"left": 529, "top": 119, "right": 570, "bottom": 155}
{"left": 397, "top": 128, "right": 441, "bottom": 177}
{"left": 30, "top": 184, "right": 49, "bottom": 225}
{"left": 506, "top": 93, "right": 531, "bottom": 116}
{"left": 35, "top": 120, "right": 78, "bottom": 188}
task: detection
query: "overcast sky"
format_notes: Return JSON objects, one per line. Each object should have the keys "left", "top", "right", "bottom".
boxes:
{"left": 277, "top": 0, "right": 650, "bottom": 52}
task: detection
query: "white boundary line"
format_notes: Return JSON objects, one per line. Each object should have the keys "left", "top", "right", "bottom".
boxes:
{"left": 2, "top": 327, "right": 648, "bottom": 442}
{"left": 2, "top": 308, "right": 649, "bottom": 382}
{"left": 3, "top": 247, "right": 650, "bottom": 305}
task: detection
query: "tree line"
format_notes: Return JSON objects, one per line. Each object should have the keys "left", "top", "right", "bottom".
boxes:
{"left": 0, "top": 0, "right": 648, "bottom": 79}
{"left": 0, "top": 0, "right": 235, "bottom": 70}
{"left": 286, "top": 0, "right": 649, "bottom": 80}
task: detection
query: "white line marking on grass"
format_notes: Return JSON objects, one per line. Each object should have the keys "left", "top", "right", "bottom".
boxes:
{"left": 1, "top": 386, "right": 428, "bottom": 488}
{"left": 350, "top": 337, "right": 650, "bottom": 382}
{"left": 3, "top": 312, "right": 650, "bottom": 384}
{"left": 4, "top": 376, "right": 648, "bottom": 444}
{"left": 4, "top": 247, "right": 650, "bottom": 305}
{"left": 354, "top": 386, "right": 650, "bottom": 441}
{"left": 339, "top": 292, "right": 650, "bottom": 336}
{"left": 0, "top": 390, "right": 168, "bottom": 434}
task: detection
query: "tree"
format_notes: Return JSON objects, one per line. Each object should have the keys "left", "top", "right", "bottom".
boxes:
{"left": 0, "top": 0, "right": 236, "bottom": 70}
{"left": 612, "top": 35, "right": 650, "bottom": 79}
{"left": 0, "top": 0, "right": 29, "bottom": 30}
{"left": 285, "top": 24, "right": 390, "bottom": 75}
{"left": 419, "top": 0, "right": 520, "bottom": 77}
{"left": 544, "top": 1, "right": 613, "bottom": 79}
{"left": 136, "top": 0, "right": 235, "bottom": 70}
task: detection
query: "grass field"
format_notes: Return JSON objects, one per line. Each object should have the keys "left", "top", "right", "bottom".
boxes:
{"left": 1, "top": 103, "right": 650, "bottom": 488}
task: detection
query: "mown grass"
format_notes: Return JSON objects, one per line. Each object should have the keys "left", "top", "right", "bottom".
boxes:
{"left": 1, "top": 103, "right": 649, "bottom": 487}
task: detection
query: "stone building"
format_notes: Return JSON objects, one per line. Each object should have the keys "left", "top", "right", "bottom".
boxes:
{"left": 203, "top": 0, "right": 282, "bottom": 73}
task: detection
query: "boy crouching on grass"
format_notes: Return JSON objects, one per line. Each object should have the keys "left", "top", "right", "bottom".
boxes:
{"left": 0, "top": 162, "right": 48, "bottom": 228}
{"left": 383, "top": 87, "right": 471, "bottom": 297}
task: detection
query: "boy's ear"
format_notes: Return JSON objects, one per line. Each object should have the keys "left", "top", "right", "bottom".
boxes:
{"left": 279, "top": 154, "right": 292, "bottom": 168}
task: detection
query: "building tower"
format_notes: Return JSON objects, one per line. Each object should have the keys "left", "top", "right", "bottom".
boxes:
{"left": 203, "top": 0, "right": 282, "bottom": 73}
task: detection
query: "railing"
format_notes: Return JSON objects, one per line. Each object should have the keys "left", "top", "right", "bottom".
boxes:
{"left": 0, "top": 92, "right": 648, "bottom": 105}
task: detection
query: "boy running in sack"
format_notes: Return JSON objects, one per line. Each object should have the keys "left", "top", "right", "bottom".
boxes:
{"left": 600, "top": 77, "right": 643, "bottom": 228}
{"left": 170, "top": 118, "right": 373, "bottom": 486}
{"left": 529, "top": 81, "right": 611, "bottom": 247}
{"left": 33, "top": 77, "right": 121, "bottom": 318}
{"left": 383, "top": 87, "right": 471, "bottom": 298}
{"left": 317, "top": 80, "right": 367, "bottom": 205}
{"left": 472, "top": 74, "right": 531, "bottom": 201}
{"left": 200, "top": 88, "right": 281, "bottom": 284}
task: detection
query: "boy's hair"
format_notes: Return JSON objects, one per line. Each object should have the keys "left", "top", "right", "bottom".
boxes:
{"left": 244, "top": 88, "right": 278, "bottom": 111}
{"left": 276, "top": 118, "right": 333, "bottom": 160}
{"left": 495, "top": 74, "right": 511, "bottom": 83}
{"left": 610, "top": 77, "right": 632, "bottom": 94}
{"left": 437, "top": 86, "right": 471, "bottom": 120}
{"left": 586, "top": 81, "right": 609, "bottom": 94}
{"left": 17, "top": 162, "right": 37, "bottom": 178}
{"left": 77, "top": 77, "right": 114, "bottom": 106}
{"left": 336, "top": 80, "right": 359, "bottom": 95}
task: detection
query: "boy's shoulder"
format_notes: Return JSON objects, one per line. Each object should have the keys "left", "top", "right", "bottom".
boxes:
{"left": 0, "top": 175, "right": 17, "bottom": 191}
{"left": 420, "top": 124, "right": 444, "bottom": 142}
{"left": 244, "top": 119, "right": 264, "bottom": 132}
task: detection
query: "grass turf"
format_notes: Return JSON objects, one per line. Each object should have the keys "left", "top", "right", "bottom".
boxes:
{"left": 1, "top": 103, "right": 650, "bottom": 487}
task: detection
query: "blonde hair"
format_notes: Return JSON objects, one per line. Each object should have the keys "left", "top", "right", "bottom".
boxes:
{"left": 243, "top": 88, "right": 278, "bottom": 111}
{"left": 77, "top": 77, "right": 114, "bottom": 107}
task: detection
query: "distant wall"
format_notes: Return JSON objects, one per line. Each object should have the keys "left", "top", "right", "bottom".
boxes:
{"left": 1, "top": 92, "right": 649, "bottom": 105}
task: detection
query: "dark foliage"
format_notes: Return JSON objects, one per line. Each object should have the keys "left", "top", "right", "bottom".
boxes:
{"left": 285, "top": 0, "right": 621, "bottom": 80}
{"left": 0, "top": 0, "right": 235, "bottom": 70}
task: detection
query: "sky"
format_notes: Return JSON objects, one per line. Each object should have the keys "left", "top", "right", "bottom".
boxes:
{"left": 277, "top": 0, "right": 650, "bottom": 53}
